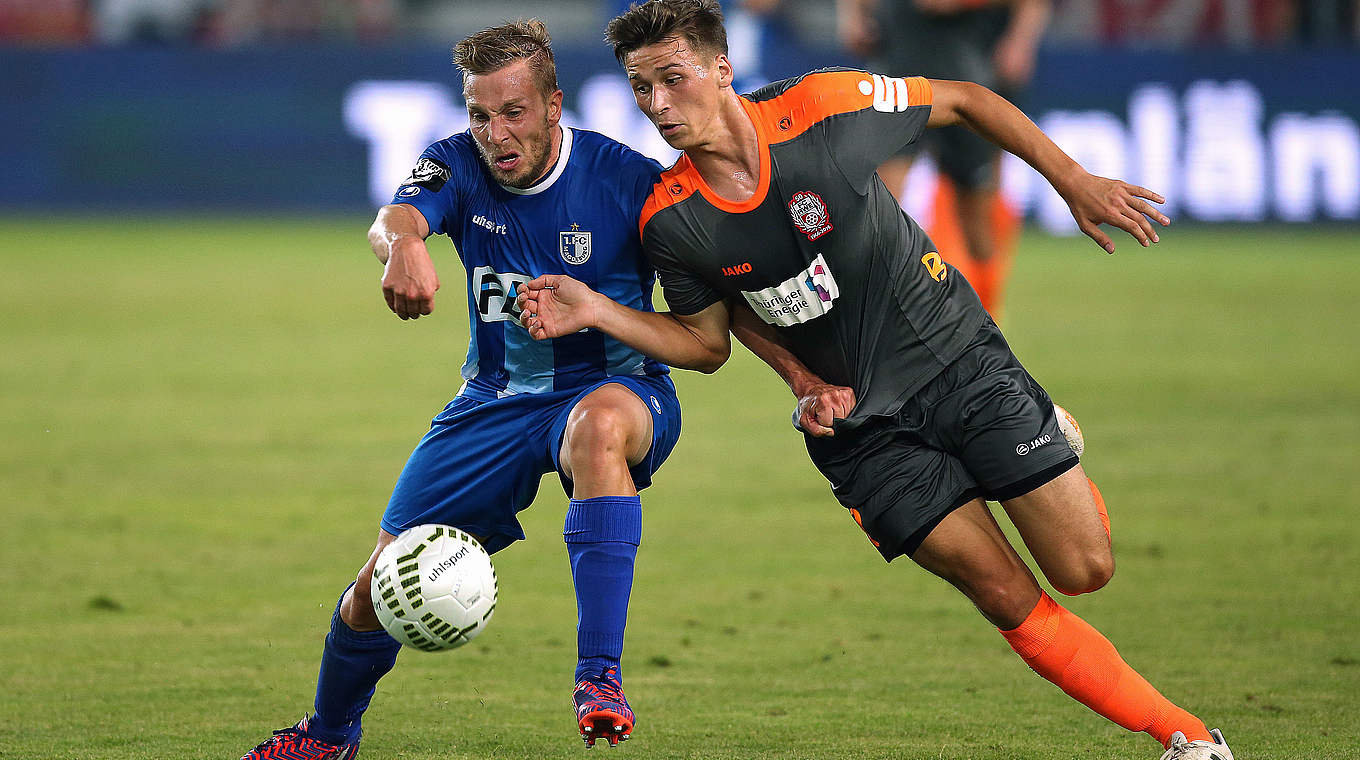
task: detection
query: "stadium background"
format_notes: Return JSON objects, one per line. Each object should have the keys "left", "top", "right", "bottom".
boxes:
{"left": 3, "top": 2, "right": 1358, "bottom": 759}
{"left": 4, "top": 0, "right": 1360, "bottom": 228}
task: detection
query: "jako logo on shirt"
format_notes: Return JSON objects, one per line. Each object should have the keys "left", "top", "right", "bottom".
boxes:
{"left": 789, "top": 191, "right": 833, "bottom": 241}
{"left": 857, "top": 74, "right": 914, "bottom": 114}
{"left": 741, "top": 254, "right": 840, "bottom": 327}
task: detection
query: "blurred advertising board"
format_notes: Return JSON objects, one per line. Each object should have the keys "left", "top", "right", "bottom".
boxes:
{"left": 2, "top": 44, "right": 1356, "bottom": 229}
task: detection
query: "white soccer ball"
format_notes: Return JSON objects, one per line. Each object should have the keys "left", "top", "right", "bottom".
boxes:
{"left": 370, "top": 524, "right": 498, "bottom": 652}
{"left": 1054, "top": 403, "right": 1084, "bottom": 457}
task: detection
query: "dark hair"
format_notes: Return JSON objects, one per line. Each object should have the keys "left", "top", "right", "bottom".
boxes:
{"left": 452, "top": 19, "right": 558, "bottom": 96}
{"left": 605, "top": 0, "right": 728, "bottom": 63}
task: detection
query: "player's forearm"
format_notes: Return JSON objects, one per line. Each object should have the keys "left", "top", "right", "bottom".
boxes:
{"left": 945, "top": 82, "right": 1085, "bottom": 195}
{"left": 729, "top": 303, "right": 821, "bottom": 397}
{"left": 591, "top": 297, "right": 730, "bottom": 374}
{"left": 368, "top": 204, "right": 428, "bottom": 265}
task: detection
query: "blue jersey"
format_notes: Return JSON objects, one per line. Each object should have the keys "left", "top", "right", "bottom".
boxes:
{"left": 392, "top": 127, "right": 668, "bottom": 400}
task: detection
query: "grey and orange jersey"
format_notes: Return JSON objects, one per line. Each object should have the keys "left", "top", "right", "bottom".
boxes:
{"left": 639, "top": 69, "right": 988, "bottom": 428}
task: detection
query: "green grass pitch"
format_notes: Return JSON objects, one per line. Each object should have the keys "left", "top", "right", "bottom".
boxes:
{"left": 1, "top": 218, "right": 1357, "bottom": 759}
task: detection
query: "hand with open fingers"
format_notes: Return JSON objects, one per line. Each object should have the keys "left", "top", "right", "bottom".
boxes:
{"left": 381, "top": 239, "right": 440, "bottom": 320}
{"left": 1062, "top": 172, "right": 1171, "bottom": 254}
{"left": 795, "top": 383, "right": 857, "bottom": 437}
{"left": 516, "top": 274, "right": 598, "bottom": 340}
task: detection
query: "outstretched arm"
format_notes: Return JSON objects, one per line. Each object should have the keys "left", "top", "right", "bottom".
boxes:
{"left": 728, "top": 302, "right": 856, "bottom": 437}
{"left": 516, "top": 274, "right": 731, "bottom": 373}
{"left": 927, "top": 80, "right": 1169, "bottom": 253}
{"left": 368, "top": 203, "right": 440, "bottom": 320}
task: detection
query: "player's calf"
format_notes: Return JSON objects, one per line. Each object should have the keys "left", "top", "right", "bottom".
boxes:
{"left": 1088, "top": 477, "right": 1111, "bottom": 542}
{"left": 339, "top": 531, "right": 399, "bottom": 631}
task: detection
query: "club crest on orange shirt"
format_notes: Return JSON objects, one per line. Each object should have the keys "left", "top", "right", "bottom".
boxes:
{"left": 789, "top": 190, "right": 833, "bottom": 241}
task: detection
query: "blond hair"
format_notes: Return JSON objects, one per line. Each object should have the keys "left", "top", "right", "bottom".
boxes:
{"left": 452, "top": 18, "right": 558, "bottom": 95}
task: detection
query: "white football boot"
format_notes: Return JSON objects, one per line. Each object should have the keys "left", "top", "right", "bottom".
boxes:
{"left": 1158, "top": 729, "right": 1234, "bottom": 760}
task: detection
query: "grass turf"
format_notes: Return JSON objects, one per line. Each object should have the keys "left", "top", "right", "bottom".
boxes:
{"left": 1, "top": 218, "right": 1357, "bottom": 759}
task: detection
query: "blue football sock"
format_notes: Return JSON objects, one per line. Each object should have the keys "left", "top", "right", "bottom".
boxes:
{"left": 307, "top": 587, "right": 402, "bottom": 746}
{"left": 564, "top": 496, "right": 642, "bottom": 683}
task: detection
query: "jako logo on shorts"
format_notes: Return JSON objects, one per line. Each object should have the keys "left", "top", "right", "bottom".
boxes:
{"left": 1015, "top": 434, "right": 1053, "bottom": 456}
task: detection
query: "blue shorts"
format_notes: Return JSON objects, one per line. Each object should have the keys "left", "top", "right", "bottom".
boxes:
{"left": 381, "top": 374, "right": 681, "bottom": 554}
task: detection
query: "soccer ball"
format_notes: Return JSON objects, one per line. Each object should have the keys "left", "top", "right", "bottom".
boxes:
{"left": 370, "top": 524, "right": 498, "bottom": 652}
{"left": 1054, "top": 403, "right": 1084, "bottom": 457}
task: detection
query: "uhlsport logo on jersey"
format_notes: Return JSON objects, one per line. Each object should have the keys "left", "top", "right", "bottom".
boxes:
{"left": 472, "top": 213, "right": 507, "bottom": 235}
{"left": 559, "top": 225, "right": 592, "bottom": 265}
{"left": 789, "top": 190, "right": 834, "bottom": 241}
{"left": 741, "top": 254, "right": 840, "bottom": 327}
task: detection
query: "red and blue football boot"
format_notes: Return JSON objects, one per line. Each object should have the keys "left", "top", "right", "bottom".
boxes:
{"left": 573, "top": 666, "right": 634, "bottom": 747}
{"left": 240, "top": 715, "right": 360, "bottom": 760}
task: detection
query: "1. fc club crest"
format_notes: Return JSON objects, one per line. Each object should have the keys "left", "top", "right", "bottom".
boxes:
{"left": 559, "top": 226, "right": 592, "bottom": 265}
{"left": 789, "top": 191, "right": 833, "bottom": 241}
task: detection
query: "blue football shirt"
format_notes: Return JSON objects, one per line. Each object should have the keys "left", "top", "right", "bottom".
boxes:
{"left": 391, "top": 126, "right": 669, "bottom": 400}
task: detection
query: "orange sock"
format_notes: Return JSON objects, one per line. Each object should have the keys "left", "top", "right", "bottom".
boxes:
{"left": 1000, "top": 593, "right": 1211, "bottom": 748}
{"left": 969, "top": 256, "right": 998, "bottom": 315}
{"left": 928, "top": 178, "right": 1020, "bottom": 321}
{"left": 1088, "top": 478, "right": 1111, "bottom": 542}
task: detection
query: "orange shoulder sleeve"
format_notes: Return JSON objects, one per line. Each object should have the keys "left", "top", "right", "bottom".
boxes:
{"left": 749, "top": 71, "right": 932, "bottom": 145}
{"left": 638, "top": 159, "right": 700, "bottom": 239}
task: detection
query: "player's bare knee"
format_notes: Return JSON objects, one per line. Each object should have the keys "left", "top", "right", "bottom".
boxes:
{"left": 1052, "top": 551, "right": 1115, "bottom": 596}
{"left": 564, "top": 405, "right": 632, "bottom": 464}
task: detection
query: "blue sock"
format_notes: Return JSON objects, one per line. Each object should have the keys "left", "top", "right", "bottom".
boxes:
{"left": 564, "top": 496, "right": 642, "bottom": 683}
{"left": 307, "top": 587, "right": 402, "bottom": 746}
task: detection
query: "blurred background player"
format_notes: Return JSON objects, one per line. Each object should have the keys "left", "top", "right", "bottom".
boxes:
{"left": 240, "top": 19, "right": 682, "bottom": 759}
{"left": 838, "top": 0, "right": 1051, "bottom": 319}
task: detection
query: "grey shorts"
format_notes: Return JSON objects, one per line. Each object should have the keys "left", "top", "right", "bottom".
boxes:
{"left": 805, "top": 319, "right": 1078, "bottom": 561}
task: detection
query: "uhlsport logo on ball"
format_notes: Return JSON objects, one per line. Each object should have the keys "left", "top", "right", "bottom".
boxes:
{"left": 370, "top": 524, "right": 498, "bottom": 652}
